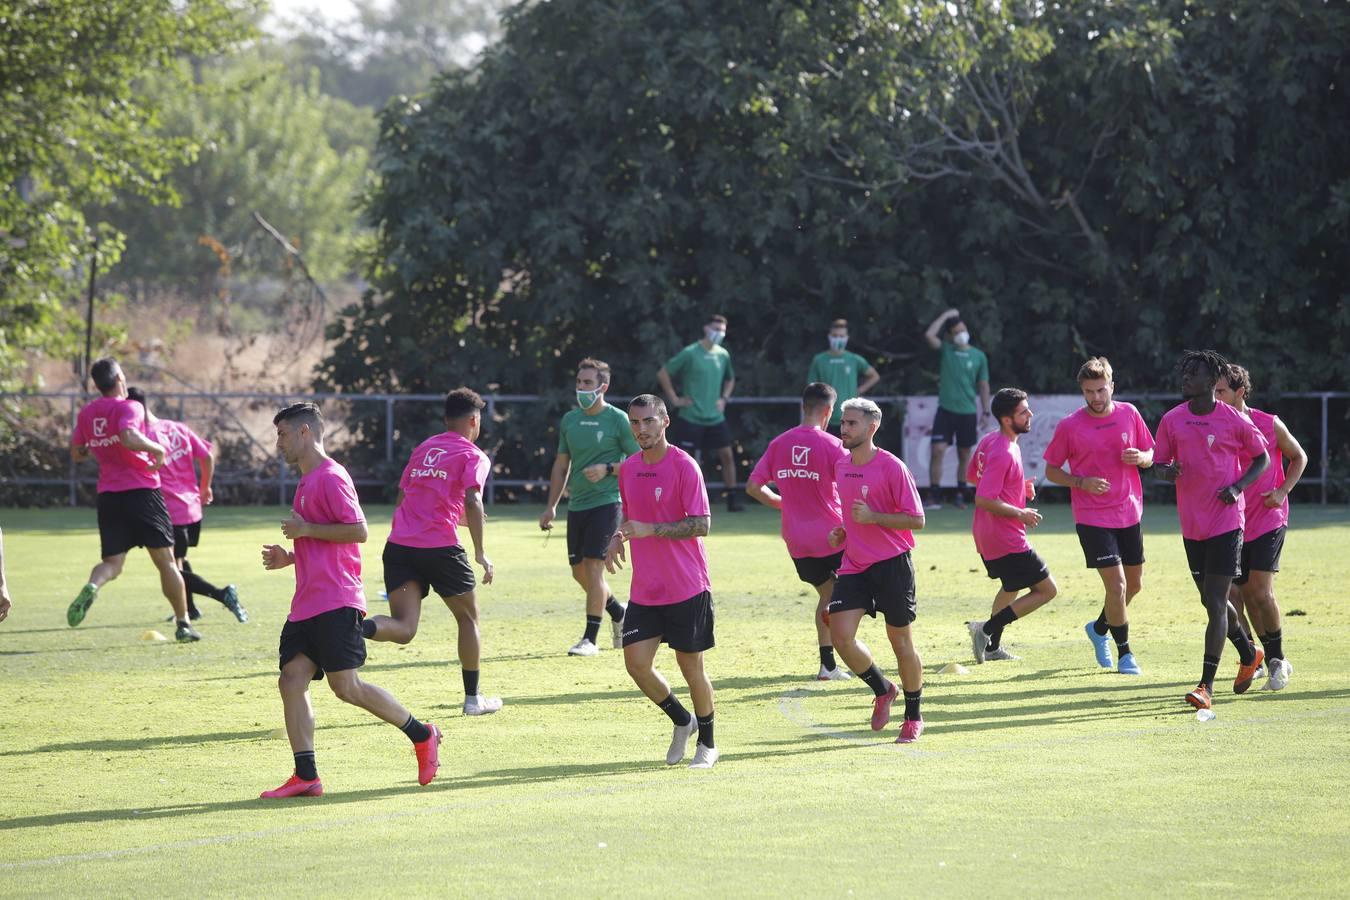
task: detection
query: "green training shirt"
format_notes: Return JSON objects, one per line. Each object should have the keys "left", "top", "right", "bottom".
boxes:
{"left": 807, "top": 350, "right": 872, "bottom": 425}
{"left": 556, "top": 403, "right": 641, "bottom": 511}
{"left": 665, "top": 341, "right": 734, "bottom": 425}
{"left": 937, "top": 341, "right": 989, "bottom": 415}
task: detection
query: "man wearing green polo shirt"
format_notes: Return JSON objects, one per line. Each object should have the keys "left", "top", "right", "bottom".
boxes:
{"left": 541, "top": 358, "right": 642, "bottom": 656}
{"left": 806, "top": 318, "right": 881, "bottom": 429}
{"left": 923, "top": 308, "right": 991, "bottom": 509}
{"left": 657, "top": 313, "right": 744, "bottom": 512}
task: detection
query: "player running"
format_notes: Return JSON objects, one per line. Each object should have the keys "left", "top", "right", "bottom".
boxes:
{"left": 1041, "top": 358, "right": 1153, "bottom": 675}
{"left": 260, "top": 402, "right": 441, "bottom": 797}
{"left": 1216, "top": 363, "right": 1307, "bottom": 691}
{"left": 126, "top": 388, "right": 247, "bottom": 624}
{"left": 539, "top": 359, "right": 639, "bottom": 656}
{"left": 824, "top": 398, "right": 927, "bottom": 743}
{"left": 1152, "top": 350, "right": 1269, "bottom": 711}
{"left": 68, "top": 358, "right": 198, "bottom": 641}
{"left": 966, "top": 389, "right": 1057, "bottom": 663}
{"left": 747, "top": 382, "right": 852, "bottom": 680}
{"left": 362, "top": 388, "right": 502, "bottom": 717}
{"left": 606, "top": 395, "right": 720, "bottom": 769}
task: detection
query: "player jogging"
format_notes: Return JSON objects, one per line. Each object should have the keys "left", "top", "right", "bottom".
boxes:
{"left": 824, "top": 398, "right": 927, "bottom": 743}
{"left": 126, "top": 388, "right": 247, "bottom": 624}
{"left": 540, "top": 359, "right": 639, "bottom": 656}
{"left": 1152, "top": 350, "right": 1269, "bottom": 711}
{"left": 747, "top": 382, "right": 852, "bottom": 680}
{"left": 363, "top": 388, "right": 502, "bottom": 717}
{"left": 68, "top": 358, "right": 198, "bottom": 641}
{"left": 1041, "top": 359, "right": 1153, "bottom": 675}
{"left": 606, "top": 395, "right": 720, "bottom": 769}
{"left": 260, "top": 402, "right": 441, "bottom": 797}
{"left": 1216, "top": 364, "right": 1306, "bottom": 691}
{"left": 966, "top": 389, "right": 1057, "bottom": 663}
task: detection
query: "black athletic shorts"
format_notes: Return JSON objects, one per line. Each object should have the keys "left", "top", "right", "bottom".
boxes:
{"left": 931, "top": 407, "right": 978, "bottom": 449}
{"left": 173, "top": 520, "right": 202, "bottom": 559}
{"left": 278, "top": 606, "right": 367, "bottom": 681}
{"left": 1234, "top": 526, "right": 1286, "bottom": 585}
{"left": 567, "top": 502, "right": 622, "bottom": 566}
{"left": 829, "top": 552, "right": 917, "bottom": 628}
{"left": 1183, "top": 528, "right": 1243, "bottom": 589}
{"left": 621, "top": 591, "right": 715, "bottom": 653}
{"left": 672, "top": 417, "right": 733, "bottom": 454}
{"left": 96, "top": 487, "right": 174, "bottom": 558}
{"left": 1075, "top": 523, "right": 1144, "bottom": 569}
{"left": 382, "top": 541, "right": 475, "bottom": 598}
{"left": 793, "top": 551, "right": 844, "bottom": 587}
{"left": 982, "top": 549, "right": 1051, "bottom": 593}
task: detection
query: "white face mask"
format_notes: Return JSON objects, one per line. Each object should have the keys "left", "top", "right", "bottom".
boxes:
{"left": 829, "top": 335, "right": 848, "bottom": 351}
{"left": 705, "top": 328, "right": 725, "bottom": 346}
{"left": 953, "top": 331, "right": 970, "bottom": 347}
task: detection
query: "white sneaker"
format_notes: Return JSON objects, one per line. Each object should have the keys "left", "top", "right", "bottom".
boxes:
{"left": 967, "top": 620, "right": 988, "bottom": 664}
{"left": 665, "top": 715, "right": 698, "bottom": 765}
{"left": 688, "top": 744, "right": 719, "bottom": 769}
{"left": 568, "top": 638, "right": 600, "bottom": 657}
{"left": 817, "top": 664, "right": 853, "bottom": 681}
{"left": 984, "top": 645, "right": 1020, "bottom": 661}
{"left": 611, "top": 607, "right": 626, "bottom": 649}
{"left": 463, "top": 694, "right": 503, "bottom": 716}
{"left": 1263, "top": 658, "right": 1293, "bottom": 691}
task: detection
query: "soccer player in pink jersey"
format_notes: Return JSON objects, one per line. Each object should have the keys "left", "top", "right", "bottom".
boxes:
{"left": 747, "top": 382, "right": 853, "bottom": 681}
{"left": 1152, "top": 350, "right": 1269, "bottom": 711}
{"left": 68, "top": 358, "right": 197, "bottom": 641}
{"left": 260, "top": 403, "right": 441, "bottom": 798}
{"left": 823, "top": 398, "right": 927, "bottom": 743}
{"left": 605, "top": 395, "right": 719, "bottom": 769}
{"left": 965, "top": 389, "right": 1057, "bottom": 663}
{"left": 1216, "top": 364, "right": 1307, "bottom": 691}
{"left": 126, "top": 388, "right": 247, "bottom": 625}
{"left": 1042, "top": 358, "right": 1154, "bottom": 675}
{"left": 362, "top": 388, "right": 502, "bottom": 716}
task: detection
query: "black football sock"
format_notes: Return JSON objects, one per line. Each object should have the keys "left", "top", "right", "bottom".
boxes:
{"left": 294, "top": 750, "right": 318, "bottom": 781}
{"left": 463, "top": 669, "right": 480, "bottom": 697}
{"left": 361, "top": 618, "right": 377, "bottom": 639}
{"left": 1260, "top": 629, "right": 1284, "bottom": 663}
{"left": 696, "top": 712, "right": 715, "bottom": 749}
{"left": 819, "top": 646, "right": 837, "bottom": 671}
{"left": 583, "top": 615, "right": 602, "bottom": 644}
{"left": 1200, "top": 654, "right": 1220, "bottom": 691}
{"left": 399, "top": 714, "right": 432, "bottom": 743}
{"left": 181, "top": 560, "right": 224, "bottom": 601}
{"left": 657, "top": 693, "right": 692, "bottom": 726}
{"left": 1109, "top": 624, "right": 1131, "bottom": 657}
{"left": 1227, "top": 618, "right": 1257, "bottom": 666}
{"left": 985, "top": 627, "right": 1003, "bottom": 652}
{"left": 1093, "top": 610, "right": 1110, "bottom": 636}
{"left": 858, "top": 664, "right": 891, "bottom": 698}
{"left": 903, "top": 688, "right": 922, "bottom": 721}
{"left": 605, "top": 596, "right": 625, "bottom": 621}
{"left": 985, "top": 606, "right": 1019, "bottom": 633}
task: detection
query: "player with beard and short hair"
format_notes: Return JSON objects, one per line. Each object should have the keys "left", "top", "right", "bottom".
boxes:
{"left": 747, "top": 382, "right": 852, "bottom": 680}
{"left": 606, "top": 394, "right": 720, "bottom": 769}
{"left": 1153, "top": 350, "right": 1269, "bottom": 711}
{"left": 824, "top": 398, "right": 927, "bottom": 743}
{"left": 1215, "top": 364, "right": 1307, "bottom": 691}
{"left": 966, "top": 389, "right": 1057, "bottom": 663}
{"left": 260, "top": 402, "right": 441, "bottom": 798}
{"left": 362, "top": 388, "right": 502, "bottom": 717}
{"left": 1042, "top": 358, "right": 1153, "bottom": 675}
{"left": 126, "top": 387, "right": 247, "bottom": 625}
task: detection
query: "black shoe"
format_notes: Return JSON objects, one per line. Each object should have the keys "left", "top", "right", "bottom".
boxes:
{"left": 218, "top": 585, "right": 249, "bottom": 623}
{"left": 726, "top": 492, "right": 745, "bottom": 512}
{"left": 953, "top": 491, "right": 967, "bottom": 510}
{"left": 175, "top": 622, "right": 202, "bottom": 642}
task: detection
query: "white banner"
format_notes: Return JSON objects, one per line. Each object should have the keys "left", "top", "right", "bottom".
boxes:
{"left": 902, "top": 395, "right": 1085, "bottom": 487}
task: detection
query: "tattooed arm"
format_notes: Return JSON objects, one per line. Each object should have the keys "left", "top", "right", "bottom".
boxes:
{"left": 624, "top": 515, "right": 710, "bottom": 540}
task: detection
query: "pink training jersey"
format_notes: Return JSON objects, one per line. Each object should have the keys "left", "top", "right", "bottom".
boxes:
{"left": 1042, "top": 401, "right": 1155, "bottom": 529}
{"left": 148, "top": 418, "right": 212, "bottom": 526}
{"left": 389, "top": 431, "right": 491, "bottom": 548}
{"left": 1240, "top": 406, "right": 1288, "bottom": 541}
{"left": 969, "top": 432, "right": 1032, "bottom": 560}
{"left": 834, "top": 448, "right": 923, "bottom": 574}
{"left": 749, "top": 425, "right": 848, "bottom": 559}
{"left": 618, "top": 445, "right": 712, "bottom": 606}
{"left": 1152, "top": 401, "right": 1268, "bottom": 541}
{"left": 72, "top": 395, "right": 160, "bottom": 493}
{"left": 289, "top": 457, "right": 367, "bottom": 622}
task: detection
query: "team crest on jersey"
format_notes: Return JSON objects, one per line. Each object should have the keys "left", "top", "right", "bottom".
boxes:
{"left": 93, "top": 417, "right": 108, "bottom": 437}
{"left": 792, "top": 445, "right": 810, "bottom": 466}
{"left": 1120, "top": 432, "right": 1129, "bottom": 445}
{"left": 597, "top": 430, "right": 604, "bottom": 441}
{"left": 861, "top": 485, "right": 870, "bottom": 499}
{"left": 423, "top": 447, "right": 447, "bottom": 467}
{"left": 1206, "top": 434, "right": 1215, "bottom": 449}
{"left": 655, "top": 486, "right": 663, "bottom": 502}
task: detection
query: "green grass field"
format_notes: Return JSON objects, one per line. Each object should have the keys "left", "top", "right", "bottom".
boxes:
{"left": 2, "top": 501, "right": 1349, "bottom": 897}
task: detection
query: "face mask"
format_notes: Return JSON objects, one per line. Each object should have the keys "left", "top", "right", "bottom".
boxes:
{"left": 576, "top": 389, "right": 601, "bottom": 409}
{"left": 953, "top": 331, "right": 970, "bottom": 346}
{"left": 828, "top": 335, "right": 848, "bottom": 351}
{"left": 705, "top": 328, "right": 725, "bottom": 346}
